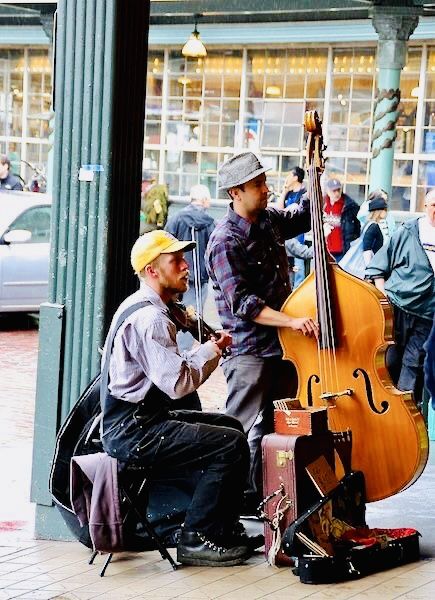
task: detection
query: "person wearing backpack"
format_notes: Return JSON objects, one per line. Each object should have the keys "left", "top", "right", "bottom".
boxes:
{"left": 100, "top": 230, "right": 258, "bottom": 566}
{"left": 362, "top": 194, "right": 389, "bottom": 267}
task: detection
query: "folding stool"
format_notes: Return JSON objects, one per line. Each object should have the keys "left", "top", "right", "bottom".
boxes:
{"left": 88, "top": 462, "right": 178, "bottom": 576}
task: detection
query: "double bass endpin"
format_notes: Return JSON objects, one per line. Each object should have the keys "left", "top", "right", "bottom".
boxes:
{"left": 320, "top": 388, "right": 353, "bottom": 402}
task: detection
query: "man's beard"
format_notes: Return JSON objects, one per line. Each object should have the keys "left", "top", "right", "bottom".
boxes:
{"left": 159, "top": 273, "right": 188, "bottom": 296}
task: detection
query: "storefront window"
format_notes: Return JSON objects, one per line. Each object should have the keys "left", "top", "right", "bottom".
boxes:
{"left": 329, "top": 48, "right": 375, "bottom": 154}
{"left": 394, "top": 47, "right": 420, "bottom": 155}
{"left": 163, "top": 49, "right": 242, "bottom": 196}
{"left": 0, "top": 49, "right": 24, "bottom": 138}
{"left": 27, "top": 50, "right": 52, "bottom": 140}
{"left": 416, "top": 160, "right": 435, "bottom": 210}
{"left": 245, "top": 48, "right": 327, "bottom": 156}
{"left": 391, "top": 159, "right": 413, "bottom": 211}
{"left": 140, "top": 42, "right": 432, "bottom": 209}
{"left": 422, "top": 47, "right": 435, "bottom": 153}
{"left": 145, "top": 51, "right": 163, "bottom": 145}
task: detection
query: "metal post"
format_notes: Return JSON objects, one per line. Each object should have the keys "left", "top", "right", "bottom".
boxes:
{"left": 31, "top": 0, "right": 150, "bottom": 539}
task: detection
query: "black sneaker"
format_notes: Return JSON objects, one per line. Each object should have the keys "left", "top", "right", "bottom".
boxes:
{"left": 177, "top": 530, "right": 250, "bottom": 567}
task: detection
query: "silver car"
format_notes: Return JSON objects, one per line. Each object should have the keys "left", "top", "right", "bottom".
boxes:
{"left": 0, "top": 191, "right": 51, "bottom": 313}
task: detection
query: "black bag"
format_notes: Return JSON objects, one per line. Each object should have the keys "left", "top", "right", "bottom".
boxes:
{"left": 282, "top": 471, "right": 420, "bottom": 584}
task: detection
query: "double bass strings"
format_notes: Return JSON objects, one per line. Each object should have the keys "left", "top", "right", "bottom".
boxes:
{"left": 308, "top": 162, "right": 342, "bottom": 433}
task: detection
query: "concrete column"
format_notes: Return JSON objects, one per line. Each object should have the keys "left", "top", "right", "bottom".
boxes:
{"left": 369, "top": 3, "right": 421, "bottom": 195}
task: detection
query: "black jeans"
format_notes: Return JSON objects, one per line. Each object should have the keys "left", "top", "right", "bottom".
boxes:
{"left": 103, "top": 409, "right": 249, "bottom": 539}
{"left": 387, "top": 305, "right": 432, "bottom": 409}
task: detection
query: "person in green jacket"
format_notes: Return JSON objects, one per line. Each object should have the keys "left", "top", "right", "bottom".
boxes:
{"left": 365, "top": 189, "right": 435, "bottom": 409}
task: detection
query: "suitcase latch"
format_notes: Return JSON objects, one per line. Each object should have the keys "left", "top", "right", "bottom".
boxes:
{"left": 276, "top": 449, "right": 294, "bottom": 467}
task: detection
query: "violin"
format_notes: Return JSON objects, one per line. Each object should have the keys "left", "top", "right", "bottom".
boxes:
{"left": 278, "top": 110, "right": 428, "bottom": 502}
{"left": 168, "top": 300, "right": 231, "bottom": 358}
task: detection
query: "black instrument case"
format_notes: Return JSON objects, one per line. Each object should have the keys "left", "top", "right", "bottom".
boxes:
{"left": 282, "top": 471, "right": 420, "bottom": 584}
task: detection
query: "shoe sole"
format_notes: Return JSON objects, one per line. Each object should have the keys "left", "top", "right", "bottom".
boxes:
{"left": 177, "top": 554, "right": 249, "bottom": 567}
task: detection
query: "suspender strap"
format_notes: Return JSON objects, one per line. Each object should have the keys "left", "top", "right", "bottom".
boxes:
{"left": 100, "top": 301, "right": 152, "bottom": 405}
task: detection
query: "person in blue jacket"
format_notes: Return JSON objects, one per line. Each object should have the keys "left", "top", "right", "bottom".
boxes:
{"left": 278, "top": 166, "right": 308, "bottom": 287}
{"left": 366, "top": 189, "right": 435, "bottom": 409}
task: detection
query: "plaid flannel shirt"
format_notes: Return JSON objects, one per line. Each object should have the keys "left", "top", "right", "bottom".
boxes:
{"left": 206, "top": 199, "right": 311, "bottom": 358}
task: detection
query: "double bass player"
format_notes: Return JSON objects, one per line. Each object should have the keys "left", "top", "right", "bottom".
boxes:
{"left": 206, "top": 151, "right": 318, "bottom": 514}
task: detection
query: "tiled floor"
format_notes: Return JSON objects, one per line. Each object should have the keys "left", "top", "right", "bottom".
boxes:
{"left": 0, "top": 539, "right": 434, "bottom": 600}
{"left": 1, "top": 309, "right": 435, "bottom": 599}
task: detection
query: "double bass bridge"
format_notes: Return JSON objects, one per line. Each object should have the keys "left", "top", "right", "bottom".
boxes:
{"left": 320, "top": 388, "right": 354, "bottom": 404}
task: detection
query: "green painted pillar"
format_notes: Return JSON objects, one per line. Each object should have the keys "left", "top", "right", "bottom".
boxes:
{"left": 31, "top": 0, "right": 150, "bottom": 539}
{"left": 369, "top": 3, "right": 421, "bottom": 195}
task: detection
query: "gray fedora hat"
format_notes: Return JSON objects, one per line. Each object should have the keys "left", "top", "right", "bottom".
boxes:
{"left": 218, "top": 152, "right": 270, "bottom": 190}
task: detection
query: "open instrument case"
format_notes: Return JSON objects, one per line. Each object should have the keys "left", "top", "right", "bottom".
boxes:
{"left": 281, "top": 471, "right": 420, "bottom": 584}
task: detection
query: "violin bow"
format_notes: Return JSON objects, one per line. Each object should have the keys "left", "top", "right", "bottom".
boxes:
{"left": 190, "top": 226, "right": 204, "bottom": 342}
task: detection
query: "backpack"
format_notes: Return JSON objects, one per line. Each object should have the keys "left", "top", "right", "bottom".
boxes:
{"left": 338, "top": 222, "right": 372, "bottom": 280}
{"left": 141, "top": 183, "right": 169, "bottom": 232}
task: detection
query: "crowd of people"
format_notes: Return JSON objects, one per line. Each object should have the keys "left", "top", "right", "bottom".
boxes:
{"left": 99, "top": 151, "right": 433, "bottom": 567}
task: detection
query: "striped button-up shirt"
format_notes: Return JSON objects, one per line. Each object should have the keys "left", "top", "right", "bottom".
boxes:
{"left": 206, "top": 200, "right": 311, "bottom": 358}
{"left": 102, "top": 283, "right": 221, "bottom": 403}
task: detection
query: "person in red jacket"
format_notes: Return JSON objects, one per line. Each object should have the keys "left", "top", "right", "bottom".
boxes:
{"left": 323, "top": 178, "right": 360, "bottom": 261}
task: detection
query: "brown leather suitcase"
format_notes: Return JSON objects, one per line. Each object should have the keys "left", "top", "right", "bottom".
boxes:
{"left": 261, "top": 432, "right": 335, "bottom": 566}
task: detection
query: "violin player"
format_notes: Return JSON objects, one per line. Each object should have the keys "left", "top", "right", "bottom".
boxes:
{"left": 205, "top": 151, "right": 318, "bottom": 515}
{"left": 100, "top": 229, "right": 261, "bottom": 566}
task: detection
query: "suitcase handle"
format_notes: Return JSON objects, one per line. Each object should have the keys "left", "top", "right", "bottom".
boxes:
{"left": 259, "top": 483, "right": 293, "bottom": 529}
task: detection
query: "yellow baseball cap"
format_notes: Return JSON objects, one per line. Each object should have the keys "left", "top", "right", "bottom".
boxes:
{"left": 131, "top": 230, "right": 196, "bottom": 274}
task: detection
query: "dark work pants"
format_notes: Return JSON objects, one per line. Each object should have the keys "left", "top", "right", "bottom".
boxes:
{"left": 387, "top": 305, "right": 432, "bottom": 409}
{"left": 222, "top": 355, "right": 296, "bottom": 500}
{"left": 103, "top": 410, "right": 249, "bottom": 539}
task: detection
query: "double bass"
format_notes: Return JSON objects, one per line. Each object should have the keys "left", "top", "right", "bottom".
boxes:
{"left": 279, "top": 111, "right": 428, "bottom": 502}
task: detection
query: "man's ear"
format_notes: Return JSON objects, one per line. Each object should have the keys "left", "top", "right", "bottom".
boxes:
{"left": 228, "top": 187, "right": 239, "bottom": 202}
{"left": 143, "top": 263, "right": 159, "bottom": 279}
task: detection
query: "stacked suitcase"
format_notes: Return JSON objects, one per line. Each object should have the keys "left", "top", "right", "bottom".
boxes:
{"left": 261, "top": 406, "right": 334, "bottom": 566}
